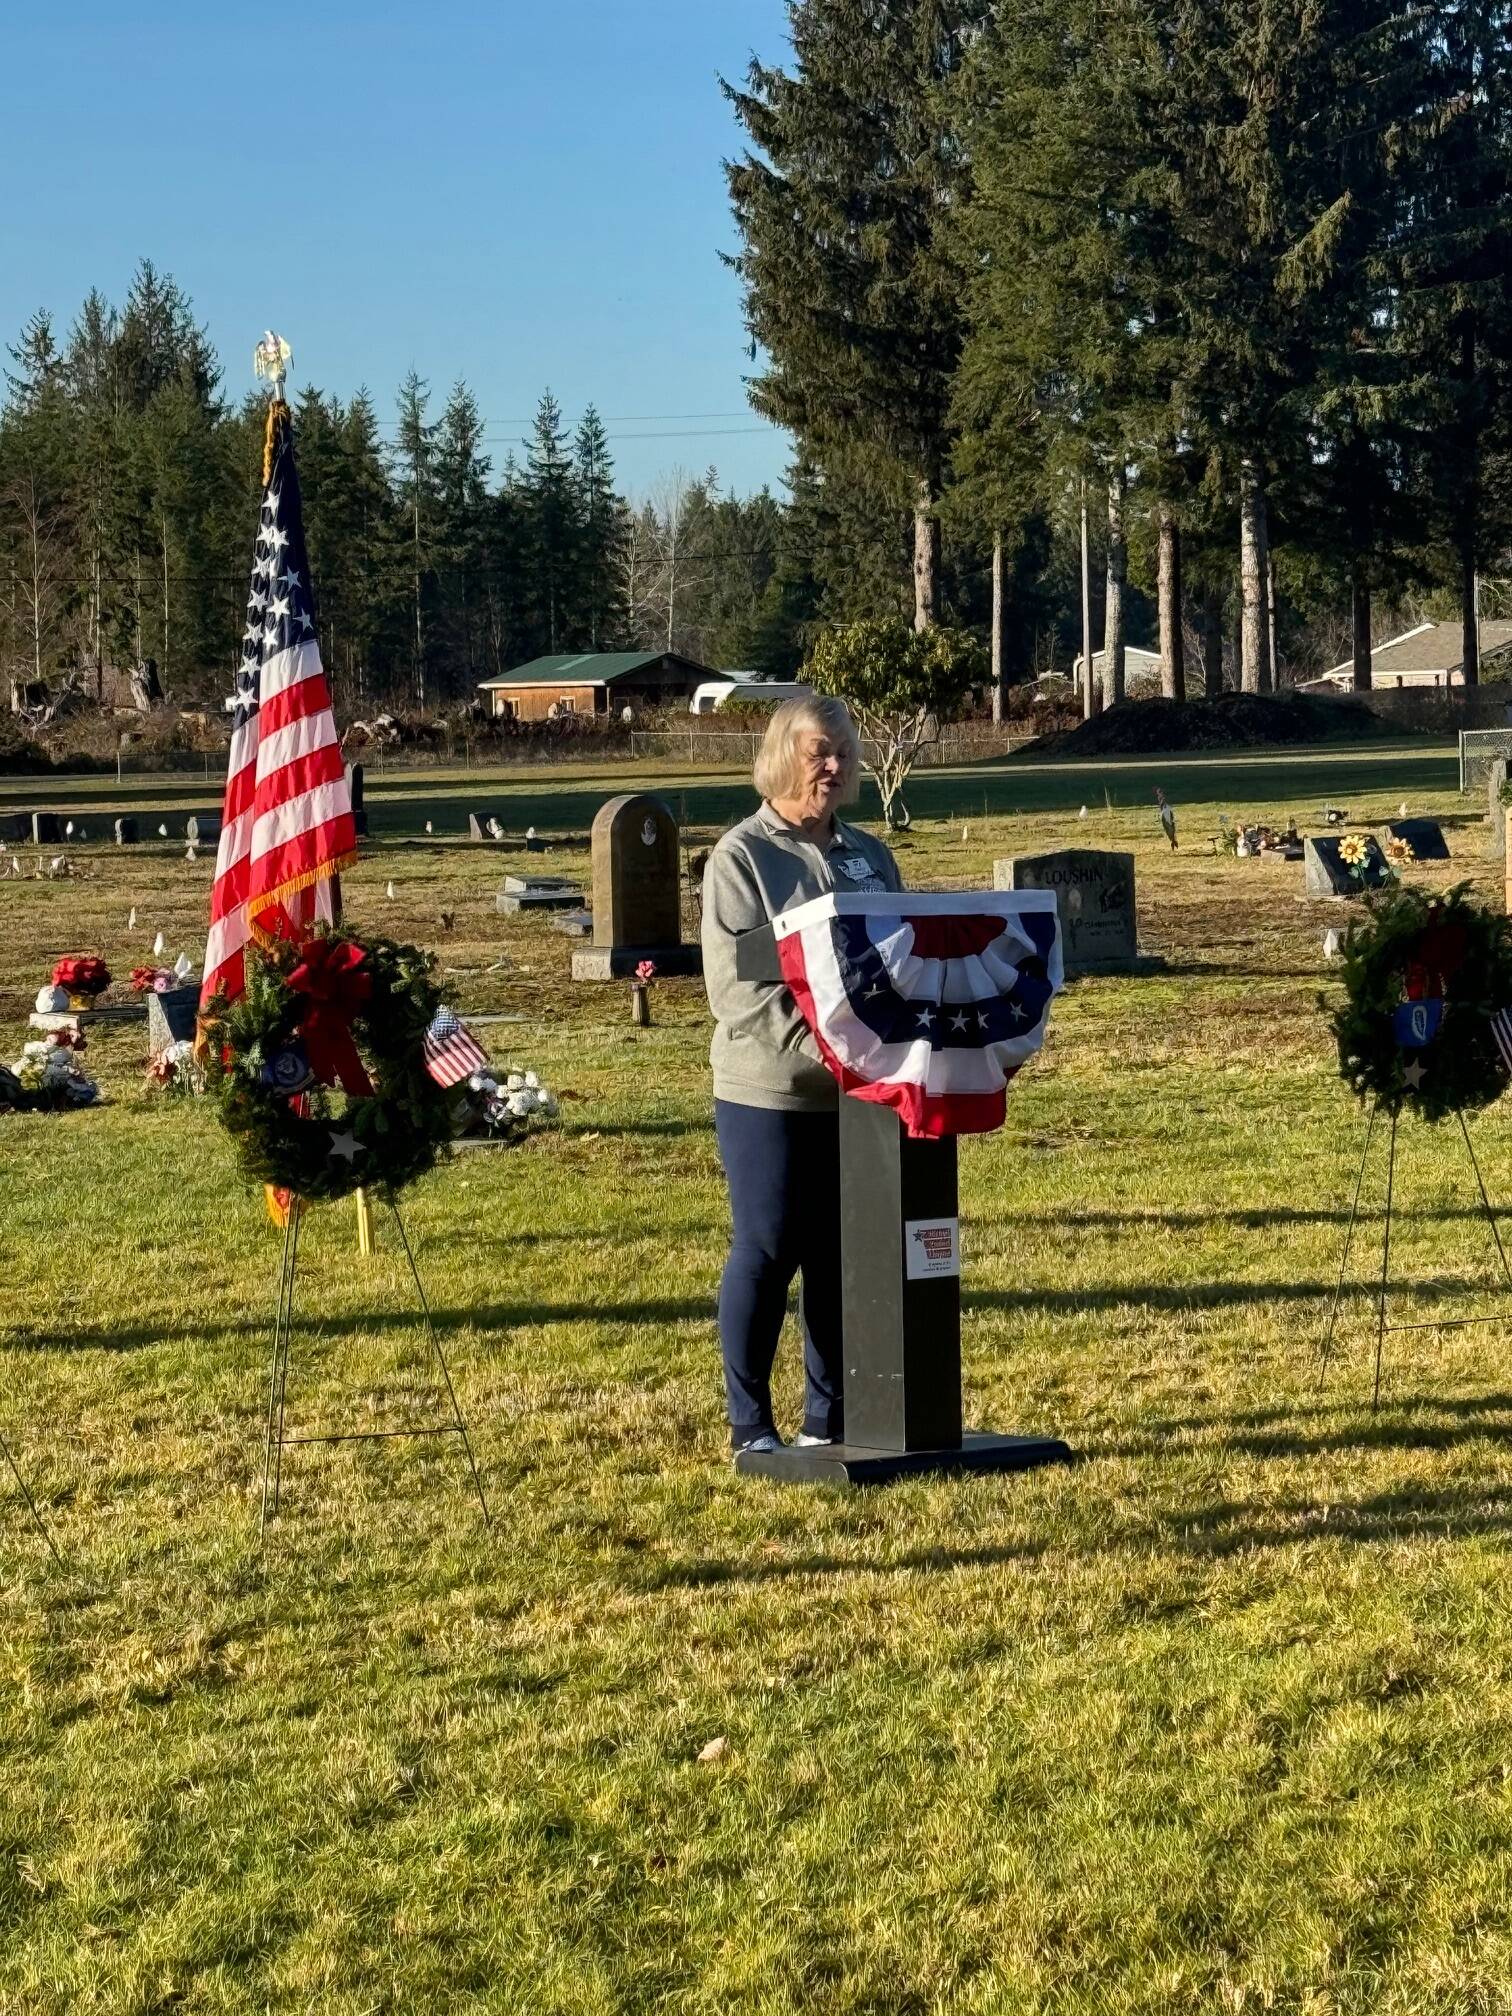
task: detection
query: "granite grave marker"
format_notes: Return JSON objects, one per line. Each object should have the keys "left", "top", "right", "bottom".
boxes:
{"left": 31, "top": 813, "right": 62, "bottom": 845}
{"left": 114, "top": 816, "right": 139, "bottom": 845}
{"left": 1304, "top": 835, "right": 1392, "bottom": 897}
{"left": 345, "top": 761, "right": 367, "bottom": 837}
{"left": 147, "top": 985, "right": 200, "bottom": 1059}
{"left": 186, "top": 812, "right": 222, "bottom": 848}
{"left": 1382, "top": 817, "right": 1450, "bottom": 862}
{"left": 496, "top": 874, "right": 584, "bottom": 915}
{"left": 993, "top": 849, "right": 1137, "bottom": 976}
{"left": 571, "top": 792, "right": 702, "bottom": 979}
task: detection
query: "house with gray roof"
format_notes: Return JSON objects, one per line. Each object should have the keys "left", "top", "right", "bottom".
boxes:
{"left": 1305, "top": 620, "right": 1512, "bottom": 691}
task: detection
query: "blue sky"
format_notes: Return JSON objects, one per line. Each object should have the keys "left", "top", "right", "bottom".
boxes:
{"left": 1, "top": 0, "right": 795, "bottom": 498}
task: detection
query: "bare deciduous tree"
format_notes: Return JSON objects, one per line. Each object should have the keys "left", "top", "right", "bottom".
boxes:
{"left": 1, "top": 472, "right": 73, "bottom": 714}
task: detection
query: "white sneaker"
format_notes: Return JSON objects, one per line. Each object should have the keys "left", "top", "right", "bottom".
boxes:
{"left": 733, "top": 1430, "right": 785, "bottom": 1461}
{"left": 793, "top": 1432, "right": 836, "bottom": 1448}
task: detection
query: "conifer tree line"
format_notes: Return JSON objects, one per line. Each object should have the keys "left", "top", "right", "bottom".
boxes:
{"left": 726, "top": 0, "right": 1512, "bottom": 704}
{"left": 0, "top": 264, "right": 822, "bottom": 717}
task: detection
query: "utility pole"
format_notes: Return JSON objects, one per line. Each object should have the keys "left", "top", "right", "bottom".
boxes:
{"left": 1079, "top": 480, "right": 1094, "bottom": 718}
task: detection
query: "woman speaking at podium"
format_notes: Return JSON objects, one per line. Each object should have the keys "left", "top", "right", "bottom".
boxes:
{"left": 701, "top": 696, "right": 903, "bottom": 1459}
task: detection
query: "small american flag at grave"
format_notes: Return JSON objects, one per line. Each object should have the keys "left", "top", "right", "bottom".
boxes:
{"left": 1490, "top": 1007, "right": 1512, "bottom": 1075}
{"left": 422, "top": 1008, "right": 489, "bottom": 1088}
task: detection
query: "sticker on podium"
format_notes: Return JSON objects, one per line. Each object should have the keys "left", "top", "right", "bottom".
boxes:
{"left": 905, "top": 1218, "right": 960, "bottom": 1280}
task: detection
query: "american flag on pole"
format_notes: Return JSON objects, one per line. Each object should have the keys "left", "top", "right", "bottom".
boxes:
{"left": 422, "top": 1008, "right": 490, "bottom": 1089}
{"left": 199, "top": 395, "right": 356, "bottom": 1014}
{"left": 773, "top": 891, "right": 1063, "bottom": 1138}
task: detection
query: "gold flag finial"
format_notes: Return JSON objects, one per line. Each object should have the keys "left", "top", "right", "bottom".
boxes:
{"left": 253, "top": 330, "right": 292, "bottom": 402}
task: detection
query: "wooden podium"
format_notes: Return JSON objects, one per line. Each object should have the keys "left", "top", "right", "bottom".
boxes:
{"left": 730, "top": 923, "right": 1073, "bottom": 1485}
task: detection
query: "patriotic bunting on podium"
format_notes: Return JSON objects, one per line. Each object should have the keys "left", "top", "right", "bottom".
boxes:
{"left": 773, "top": 891, "right": 1063, "bottom": 1139}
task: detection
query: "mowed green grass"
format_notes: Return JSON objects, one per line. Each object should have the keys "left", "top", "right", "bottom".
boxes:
{"left": 6, "top": 743, "right": 1512, "bottom": 2014}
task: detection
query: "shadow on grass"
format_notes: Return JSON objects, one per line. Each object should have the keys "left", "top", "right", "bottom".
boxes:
{"left": 1166, "top": 1476, "right": 1512, "bottom": 1553}
{"left": 9, "top": 1294, "right": 717, "bottom": 1353}
{"left": 964, "top": 1276, "right": 1503, "bottom": 1315}
{"left": 985, "top": 1205, "right": 1512, "bottom": 1232}
{"left": 636, "top": 1539, "right": 1046, "bottom": 1591}
{"left": 1106, "top": 1391, "right": 1512, "bottom": 1465}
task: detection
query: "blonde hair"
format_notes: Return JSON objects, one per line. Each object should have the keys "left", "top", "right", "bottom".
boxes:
{"left": 753, "top": 694, "right": 861, "bottom": 804}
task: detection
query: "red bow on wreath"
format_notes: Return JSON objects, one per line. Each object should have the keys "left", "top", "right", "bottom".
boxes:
{"left": 1404, "top": 914, "right": 1470, "bottom": 1001}
{"left": 286, "top": 938, "right": 374, "bottom": 1096}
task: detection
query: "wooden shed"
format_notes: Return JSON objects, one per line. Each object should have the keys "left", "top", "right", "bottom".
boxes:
{"left": 477, "top": 651, "right": 715, "bottom": 722}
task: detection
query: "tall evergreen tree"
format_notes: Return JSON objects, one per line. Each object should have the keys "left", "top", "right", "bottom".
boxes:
{"left": 435, "top": 379, "right": 492, "bottom": 697}
{"left": 521, "top": 391, "right": 580, "bottom": 655}
{"left": 573, "top": 405, "right": 624, "bottom": 649}
{"left": 724, "top": 0, "right": 986, "bottom": 631}
{"left": 391, "top": 369, "right": 438, "bottom": 709}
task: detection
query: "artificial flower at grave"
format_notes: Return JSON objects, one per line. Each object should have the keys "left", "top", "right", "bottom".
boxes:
{"left": 1, "top": 1031, "right": 101, "bottom": 1113}
{"left": 52, "top": 955, "right": 111, "bottom": 1008}
{"left": 454, "top": 1063, "right": 560, "bottom": 1144}
{"left": 144, "top": 1040, "right": 205, "bottom": 1098}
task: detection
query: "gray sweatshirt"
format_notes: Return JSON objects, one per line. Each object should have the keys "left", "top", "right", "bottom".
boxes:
{"left": 701, "top": 802, "right": 904, "bottom": 1111}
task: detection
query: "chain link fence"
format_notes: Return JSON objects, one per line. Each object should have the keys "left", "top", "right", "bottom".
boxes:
{"left": 1458, "top": 728, "right": 1512, "bottom": 794}
{"left": 628, "top": 728, "right": 1038, "bottom": 769}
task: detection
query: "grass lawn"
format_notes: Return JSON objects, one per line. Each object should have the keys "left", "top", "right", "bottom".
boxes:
{"left": 5, "top": 740, "right": 1512, "bottom": 2014}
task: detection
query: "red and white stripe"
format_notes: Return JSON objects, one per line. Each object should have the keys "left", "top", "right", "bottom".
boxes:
{"left": 201, "top": 635, "right": 353, "bottom": 1010}
{"left": 773, "top": 891, "right": 1062, "bottom": 1139}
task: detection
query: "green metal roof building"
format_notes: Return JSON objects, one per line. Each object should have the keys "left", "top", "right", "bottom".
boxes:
{"left": 477, "top": 651, "right": 714, "bottom": 719}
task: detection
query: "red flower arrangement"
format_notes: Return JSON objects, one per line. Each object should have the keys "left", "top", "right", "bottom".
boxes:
{"left": 130, "top": 965, "right": 173, "bottom": 993}
{"left": 52, "top": 956, "right": 111, "bottom": 1002}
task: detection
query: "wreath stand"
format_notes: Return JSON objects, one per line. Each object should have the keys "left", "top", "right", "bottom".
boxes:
{"left": 260, "top": 1194, "right": 491, "bottom": 1540}
{"left": 1318, "top": 1098, "right": 1512, "bottom": 1408}
{"left": 1, "top": 1430, "right": 64, "bottom": 1567}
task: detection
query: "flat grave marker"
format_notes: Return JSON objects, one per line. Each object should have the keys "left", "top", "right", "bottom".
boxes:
{"left": 496, "top": 874, "right": 584, "bottom": 915}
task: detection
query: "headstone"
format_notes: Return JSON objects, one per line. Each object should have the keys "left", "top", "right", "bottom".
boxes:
{"left": 550, "top": 908, "right": 594, "bottom": 938}
{"left": 571, "top": 792, "right": 702, "bottom": 979}
{"left": 1382, "top": 817, "right": 1450, "bottom": 862}
{"left": 495, "top": 874, "right": 584, "bottom": 915}
{"left": 147, "top": 985, "right": 200, "bottom": 1058}
{"left": 993, "top": 850, "right": 1137, "bottom": 977}
{"left": 0, "top": 813, "right": 29, "bottom": 844}
{"left": 1304, "top": 835, "right": 1392, "bottom": 898}
{"left": 186, "top": 812, "right": 222, "bottom": 848}
{"left": 31, "top": 813, "right": 62, "bottom": 845}
{"left": 1489, "top": 758, "right": 1507, "bottom": 863}
{"left": 468, "top": 811, "right": 503, "bottom": 842}
{"left": 114, "top": 816, "right": 139, "bottom": 845}
{"left": 345, "top": 761, "right": 368, "bottom": 837}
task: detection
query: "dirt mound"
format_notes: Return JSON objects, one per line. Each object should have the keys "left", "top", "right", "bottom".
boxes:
{"left": 1020, "top": 691, "right": 1403, "bottom": 760}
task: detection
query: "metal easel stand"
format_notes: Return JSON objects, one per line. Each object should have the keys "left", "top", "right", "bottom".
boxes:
{"left": 260, "top": 1195, "right": 491, "bottom": 1540}
{"left": 1318, "top": 1098, "right": 1512, "bottom": 1409}
{"left": 0, "top": 1429, "right": 64, "bottom": 1568}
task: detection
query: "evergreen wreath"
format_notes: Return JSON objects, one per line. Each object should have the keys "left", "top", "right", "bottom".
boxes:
{"left": 1327, "top": 884, "right": 1512, "bottom": 1122}
{"left": 206, "top": 928, "right": 455, "bottom": 1202}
